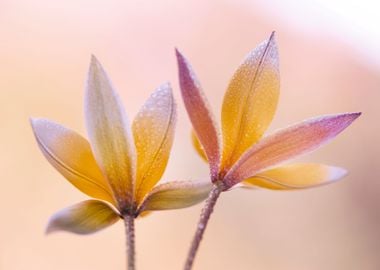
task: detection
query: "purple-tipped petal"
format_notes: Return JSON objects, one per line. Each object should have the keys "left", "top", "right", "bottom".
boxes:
{"left": 224, "top": 112, "right": 360, "bottom": 188}
{"left": 176, "top": 49, "right": 221, "bottom": 181}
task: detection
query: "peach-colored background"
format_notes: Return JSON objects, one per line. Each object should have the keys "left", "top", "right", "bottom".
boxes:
{"left": 0, "top": 1, "right": 379, "bottom": 269}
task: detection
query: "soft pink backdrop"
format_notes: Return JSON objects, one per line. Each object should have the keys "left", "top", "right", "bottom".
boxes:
{"left": 0, "top": 1, "right": 379, "bottom": 269}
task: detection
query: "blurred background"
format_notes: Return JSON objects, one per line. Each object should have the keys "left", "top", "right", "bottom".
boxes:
{"left": 0, "top": 0, "right": 379, "bottom": 269}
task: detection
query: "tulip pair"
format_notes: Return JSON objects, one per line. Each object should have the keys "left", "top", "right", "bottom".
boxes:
{"left": 31, "top": 32, "right": 360, "bottom": 270}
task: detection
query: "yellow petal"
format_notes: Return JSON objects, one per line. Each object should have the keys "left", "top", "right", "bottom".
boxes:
{"left": 138, "top": 181, "right": 212, "bottom": 212}
{"left": 138, "top": 211, "right": 152, "bottom": 218}
{"left": 85, "top": 56, "right": 135, "bottom": 209}
{"left": 132, "top": 83, "right": 177, "bottom": 204}
{"left": 243, "top": 163, "right": 347, "bottom": 190}
{"left": 176, "top": 49, "right": 221, "bottom": 180}
{"left": 191, "top": 130, "right": 207, "bottom": 162}
{"left": 221, "top": 32, "right": 279, "bottom": 170}
{"left": 46, "top": 200, "right": 120, "bottom": 235}
{"left": 31, "top": 118, "right": 115, "bottom": 204}
{"left": 224, "top": 112, "right": 361, "bottom": 188}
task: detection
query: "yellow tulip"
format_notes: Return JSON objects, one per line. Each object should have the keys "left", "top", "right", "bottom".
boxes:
{"left": 31, "top": 56, "right": 211, "bottom": 236}
{"left": 176, "top": 32, "right": 361, "bottom": 270}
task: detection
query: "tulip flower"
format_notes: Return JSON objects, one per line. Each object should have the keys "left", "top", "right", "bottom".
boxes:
{"left": 176, "top": 32, "right": 361, "bottom": 270}
{"left": 31, "top": 56, "right": 211, "bottom": 270}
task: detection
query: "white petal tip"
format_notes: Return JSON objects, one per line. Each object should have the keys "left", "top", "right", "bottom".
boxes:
{"left": 30, "top": 117, "right": 45, "bottom": 125}
{"left": 330, "top": 167, "right": 348, "bottom": 181}
{"left": 29, "top": 117, "right": 38, "bottom": 127}
{"left": 30, "top": 117, "right": 46, "bottom": 132}
{"left": 158, "top": 82, "right": 172, "bottom": 93}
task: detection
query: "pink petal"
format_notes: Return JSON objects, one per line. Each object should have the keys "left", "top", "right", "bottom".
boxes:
{"left": 224, "top": 112, "right": 360, "bottom": 188}
{"left": 176, "top": 49, "right": 221, "bottom": 181}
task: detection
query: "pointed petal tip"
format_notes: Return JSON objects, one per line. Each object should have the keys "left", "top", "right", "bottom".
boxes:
{"left": 159, "top": 81, "right": 172, "bottom": 93}
{"left": 30, "top": 117, "right": 50, "bottom": 128}
{"left": 151, "top": 82, "right": 175, "bottom": 104}
{"left": 334, "top": 111, "right": 361, "bottom": 127}
{"left": 175, "top": 48, "right": 187, "bottom": 68}
{"left": 45, "top": 224, "right": 55, "bottom": 235}
{"left": 30, "top": 118, "right": 40, "bottom": 135}
{"left": 163, "top": 81, "right": 171, "bottom": 87}
{"left": 45, "top": 215, "right": 61, "bottom": 235}
{"left": 349, "top": 112, "right": 362, "bottom": 119}
{"left": 174, "top": 47, "right": 182, "bottom": 58}
{"left": 268, "top": 31, "right": 278, "bottom": 47}
{"left": 90, "top": 54, "right": 98, "bottom": 64}
{"left": 260, "top": 31, "right": 277, "bottom": 48}
{"left": 332, "top": 167, "right": 348, "bottom": 180}
{"left": 30, "top": 117, "right": 47, "bottom": 132}
{"left": 88, "top": 55, "right": 103, "bottom": 77}
{"left": 29, "top": 117, "right": 38, "bottom": 127}
{"left": 30, "top": 117, "right": 43, "bottom": 124}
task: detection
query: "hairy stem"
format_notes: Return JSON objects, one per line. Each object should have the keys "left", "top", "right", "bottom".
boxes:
{"left": 184, "top": 184, "right": 222, "bottom": 270}
{"left": 123, "top": 214, "right": 136, "bottom": 270}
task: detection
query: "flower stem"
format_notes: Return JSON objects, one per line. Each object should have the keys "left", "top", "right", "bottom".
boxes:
{"left": 184, "top": 183, "right": 222, "bottom": 270}
{"left": 123, "top": 214, "right": 136, "bottom": 270}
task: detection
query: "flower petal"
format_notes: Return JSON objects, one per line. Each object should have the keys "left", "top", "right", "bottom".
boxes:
{"left": 46, "top": 200, "right": 120, "bottom": 235}
{"left": 30, "top": 118, "right": 115, "bottom": 204}
{"left": 132, "top": 83, "right": 177, "bottom": 203}
{"left": 176, "top": 49, "right": 221, "bottom": 180}
{"left": 85, "top": 56, "right": 135, "bottom": 209}
{"left": 138, "top": 181, "right": 212, "bottom": 212}
{"left": 224, "top": 112, "right": 361, "bottom": 188}
{"left": 191, "top": 130, "right": 208, "bottom": 162}
{"left": 221, "top": 32, "right": 280, "bottom": 170}
{"left": 138, "top": 211, "right": 152, "bottom": 218}
{"left": 243, "top": 163, "right": 347, "bottom": 190}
